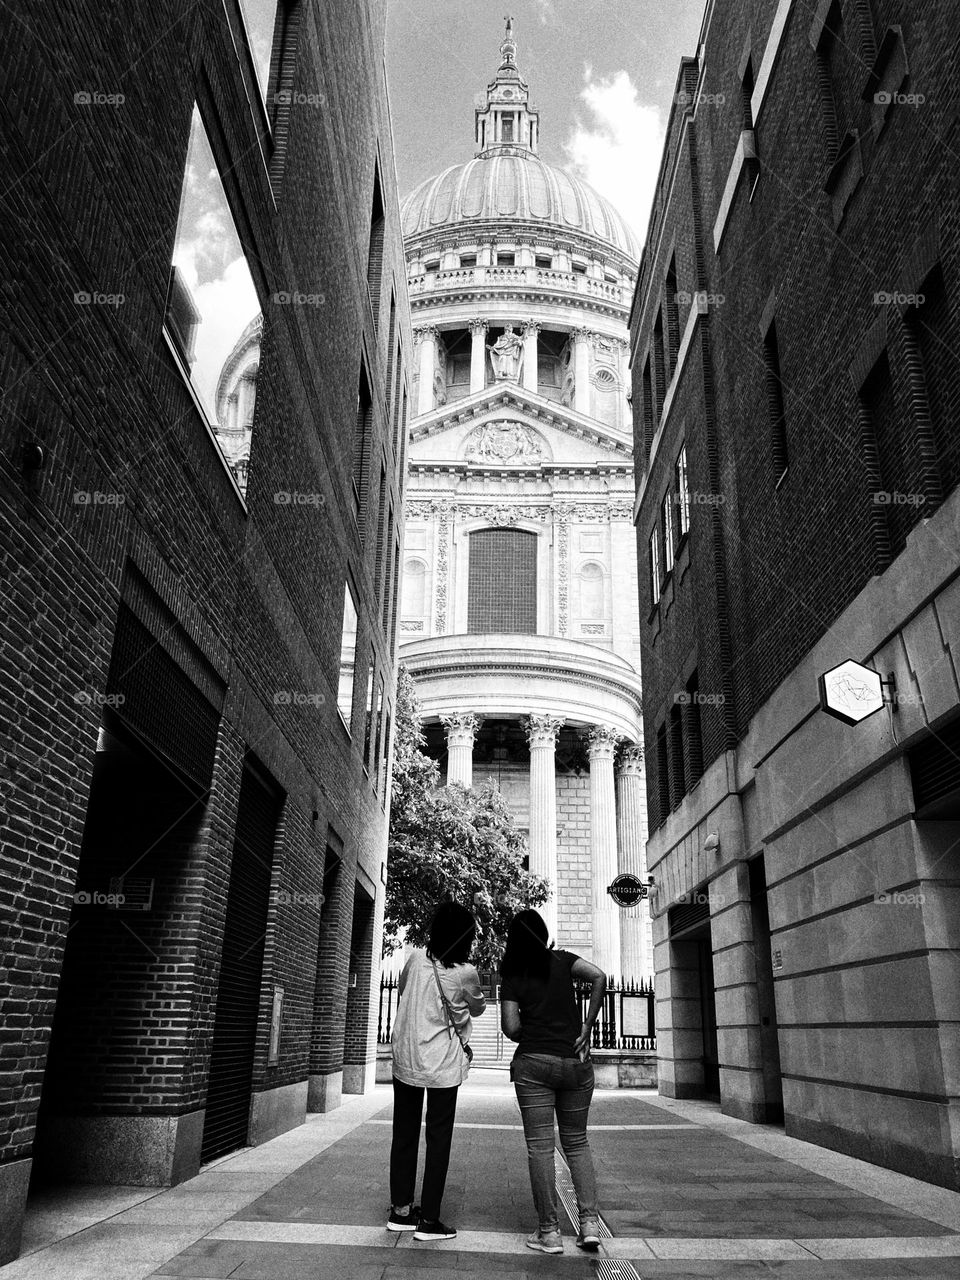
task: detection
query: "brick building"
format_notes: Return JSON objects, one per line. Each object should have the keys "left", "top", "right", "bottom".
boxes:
{"left": 631, "top": 0, "right": 960, "bottom": 1187}
{"left": 0, "top": 0, "right": 409, "bottom": 1261}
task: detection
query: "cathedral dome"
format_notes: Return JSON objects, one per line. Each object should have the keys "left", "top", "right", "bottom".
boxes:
{"left": 401, "top": 154, "right": 640, "bottom": 262}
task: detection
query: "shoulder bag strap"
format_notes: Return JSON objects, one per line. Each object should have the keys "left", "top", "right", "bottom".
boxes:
{"left": 430, "top": 956, "right": 470, "bottom": 1055}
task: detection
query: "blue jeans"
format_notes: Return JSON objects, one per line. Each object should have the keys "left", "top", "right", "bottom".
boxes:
{"left": 511, "top": 1053, "right": 599, "bottom": 1232}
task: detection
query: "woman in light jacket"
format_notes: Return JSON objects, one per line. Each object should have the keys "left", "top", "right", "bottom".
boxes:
{"left": 387, "top": 901, "right": 485, "bottom": 1242}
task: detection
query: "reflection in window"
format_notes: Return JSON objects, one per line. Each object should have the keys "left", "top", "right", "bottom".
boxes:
{"left": 166, "top": 105, "right": 260, "bottom": 480}
{"left": 337, "top": 584, "right": 359, "bottom": 729}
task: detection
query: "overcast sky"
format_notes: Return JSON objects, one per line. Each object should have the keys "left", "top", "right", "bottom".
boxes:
{"left": 385, "top": 0, "right": 706, "bottom": 242}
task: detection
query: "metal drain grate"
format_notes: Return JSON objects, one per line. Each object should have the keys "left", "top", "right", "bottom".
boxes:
{"left": 554, "top": 1148, "right": 645, "bottom": 1280}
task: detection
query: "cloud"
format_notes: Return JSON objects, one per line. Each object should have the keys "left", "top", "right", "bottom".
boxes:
{"left": 563, "top": 68, "right": 664, "bottom": 246}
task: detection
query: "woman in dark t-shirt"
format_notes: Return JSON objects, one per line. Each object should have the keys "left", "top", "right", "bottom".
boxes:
{"left": 500, "top": 909, "right": 606, "bottom": 1255}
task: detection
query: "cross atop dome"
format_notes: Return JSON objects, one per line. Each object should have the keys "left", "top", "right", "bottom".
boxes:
{"left": 475, "top": 18, "right": 540, "bottom": 157}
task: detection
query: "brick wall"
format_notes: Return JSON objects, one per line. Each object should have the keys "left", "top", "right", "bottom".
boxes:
{"left": 0, "top": 0, "right": 408, "bottom": 1186}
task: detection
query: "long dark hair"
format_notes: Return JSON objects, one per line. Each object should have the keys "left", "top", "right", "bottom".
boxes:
{"left": 500, "top": 909, "right": 552, "bottom": 984}
{"left": 427, "top": 901, "right": 477, "bottom": 967}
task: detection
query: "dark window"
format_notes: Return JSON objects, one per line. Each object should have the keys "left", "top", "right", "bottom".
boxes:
{"left": 762, "top": 320, "right": 788, "bottom": 478}
{"left": 497, "top": 252, "right": 515, "bottom": 266}
{"left": 536, "top": 254, "right": 552, "bottom": 269}
{"left": 741, "top": 57, "right": 755, "bottom": 131}
{"left": 367, "top": 167, "right": 385, "bottom": 316}
{"left": 656, "top": 722, "right": 670, "bottom": 826}
{"left": 862, "top": 352, "right": 914, "bottom": 557}
{"left": 353, "top": 364, "right": 372, "bottom": 523}
{"left": 814, "top": 3, "right": 855, "bottom": 164}
{"left": 653, "top": 308, "right": 667, "bottom": 419}
{"left": 685, "top": 672, "right": 704, "bottom": 784}
{"left": 363, "top": 652, "right": 376, "bottom": 770}
{"left": 665, "top": 258, "right": 680, "bottom": 376}
{"left": 459, "top": 254, "right": 477, "bottom": 268}
{"left": 467, "top": 528, "right": 537, "bottom": 634}
{"left": 675, "top": 444, "right": 690, "bottom": 537}
{"left": 373, "top": 464, "right": 387, "bottom": 599}
{"left": 501, "top": 115, "right": 514, "bottom": 142}
{"left": 385, "top": 292, "right": 397, "bottom": 401}
{"left": 669, "top": 703, "right": 686, "bottom": 808}
{"left": 642, "top": 356, "right": 655, "bottom": 455}
{"left": 572, "top": 261, "right": 587, "bottom": 275}
{"left": 381, "top": 507, "right": 394, "bottom": 631}
{"left": 913, "top": 267, "right": 959, "bottom": 498}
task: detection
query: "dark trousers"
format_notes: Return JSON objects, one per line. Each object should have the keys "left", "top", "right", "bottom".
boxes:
{"left": 389, "top": 1077, "right": 459, "bottom": 1222}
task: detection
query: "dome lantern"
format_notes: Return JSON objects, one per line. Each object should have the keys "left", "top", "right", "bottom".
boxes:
{"left": 475, "top": 16, "right": 540, "bottom": 156}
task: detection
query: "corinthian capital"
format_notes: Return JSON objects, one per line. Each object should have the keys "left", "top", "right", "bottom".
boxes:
{"left": 524, "top": 714, "right": 564, "bottom": 748}
{"left": 440, "top": 712, "right": 482, "bottom": 747}
{"left": 587, "top": 725, "right": 622, "bottom": 760}
{"left": 413, "top": 324, "right": 439, "bottom": 346}
{"left": 468, "top": 317, "right": 488, "bottom": 335}
{"left": 522, "top": 319, "right": 542, "bottom": 336}
{"left": 616, "top": 744, "right": 644, "bottom": 777}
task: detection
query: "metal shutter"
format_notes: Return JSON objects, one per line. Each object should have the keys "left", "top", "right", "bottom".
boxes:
{"left": 200, "top": 759, "right": 281, "bottom": 1163}
{"left": 467, "top": 528, "right": 537, "bottom": 634}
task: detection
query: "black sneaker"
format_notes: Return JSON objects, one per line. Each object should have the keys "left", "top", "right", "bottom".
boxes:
{"left": 387, "top": 1204, "right": 420, "bottom": 1231}
{"left": 413, "top": 1218, "right": 457, "bottom": 1241}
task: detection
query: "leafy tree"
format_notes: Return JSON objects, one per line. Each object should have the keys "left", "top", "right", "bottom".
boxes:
{"left": 384, "top": 667, "right": 549, "bottom": 969}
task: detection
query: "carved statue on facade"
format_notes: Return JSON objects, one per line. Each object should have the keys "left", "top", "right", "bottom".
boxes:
{"left": 487, "top": 325, "right": 523, "bottom": 380}
{"left": 465, "top": 421, "right": 544, "bottom": 465}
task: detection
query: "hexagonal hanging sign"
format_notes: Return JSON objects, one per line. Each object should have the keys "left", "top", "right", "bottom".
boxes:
{"left": 818, "top": 659, "right": 885, "bottom": 726}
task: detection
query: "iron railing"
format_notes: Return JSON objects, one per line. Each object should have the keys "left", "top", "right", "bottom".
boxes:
{"left": 377, "top": 973, "right": 656, "bottom": 1051}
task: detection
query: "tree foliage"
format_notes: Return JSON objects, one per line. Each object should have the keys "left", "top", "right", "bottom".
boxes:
{"left": 384, "top": 667, "right": 549, "bottom": 969}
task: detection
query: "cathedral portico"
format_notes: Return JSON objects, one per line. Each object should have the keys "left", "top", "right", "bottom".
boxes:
{"left": 398, "top": 21, "right": 650, "bottom": 976}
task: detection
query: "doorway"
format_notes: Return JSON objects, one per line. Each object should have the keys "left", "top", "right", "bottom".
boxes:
{"left": 200, "top": 758, "right": 281, "bottom": 1163}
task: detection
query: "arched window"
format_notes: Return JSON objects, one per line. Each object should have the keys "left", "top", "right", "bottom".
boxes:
{"left": 467, "top": 528, "right": 537, "bottom": 634}
{"left": 578, "top": 561, "right": 604, "bottom": 619}
{"left": 401, "top": 559, "right": 428, "bottom": 619}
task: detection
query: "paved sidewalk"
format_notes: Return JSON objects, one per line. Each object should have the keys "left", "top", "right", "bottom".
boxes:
{"left": 3, "top": 1073, "right": 959, "bottom": 1279}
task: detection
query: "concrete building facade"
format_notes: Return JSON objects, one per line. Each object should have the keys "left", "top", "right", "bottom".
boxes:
{"left": 396, "top": 23, "right": 652, "bottom": 980}
{"left": 0, "top": 0, "right": 408, "bottom": 1261}
{"left": 631, "top": 0, "right": 960, "bottom": 1188}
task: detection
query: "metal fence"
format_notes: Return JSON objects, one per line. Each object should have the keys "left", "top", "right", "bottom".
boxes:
{"left": 377, "top": 973, "right": 656, "bottom": 1051}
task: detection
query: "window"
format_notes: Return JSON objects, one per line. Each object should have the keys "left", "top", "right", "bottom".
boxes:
{"left": 363, "top": 651, "right": 376, "bottom": 769}
{"left": 572, "top": 261, "right": 587, "bottom": 275}
{"left": 669, "top": 703, "right": 686, "bottom": 807}
{"left": 381, "top": 508, "right": 394, "bottom": 632}
{"left": 578, "top": 562, "right": 604, "bottom": 620}
{"left": 649, "top": 526, "right": 661, "bottom": 607}
{"left": 665, "top": 258, "right": 680, "bottom": 376}
{"left": 354, "top": 365, "right": 372, "bottom": 522}
{"left": 337, "top": 584, "right": 359, "bottom": 729}
{"left": 379, "top": 706, "right": 392, "bottom": 802}
{"left": 239, "top": 0, "right": 280, "bottom": 108}
{"left": 497, "top": 252, "right": 515, "bottom": 266}
{"left": 656, "top": 722, "right": 670, "bottom": 827}
{"left": 675, "top": 444, "right": 690, "bottom": 537}
{"left": 373, "top": 464, "right": 387, "bottom": 599}
{"left": 467, "top": 528, "right": 537, "bottom": 634}
{"left": 762, "top": 320, "right": 788, "bottom": 478}
{"left": 862, "top": 352, "right": 914, "bottom": 557}
{"left": 459, "top": 254, "right": 477, "bottom": 269}
{"left": 653, "top": 308, "right": 667, "bottom": 419}
{"left": 740, "top": 56, "right": 755, "bottom": 132}
{"left": 373, "top": 677, "right": 385, "bottom": 778}
{"left": 642, "top": 356, "right": 655, "bottom": 454}
{"left": 685, "top": 673, "right": 704, "bottom": 785}
{"left": 165, "top": 105, "right": 260, "bottom": 453}
{"left": 535, "top": 254, "right": 552, "bottom": 269}
{"left": 401, "top": 559, "right": 428, "bottom": 620}
{"left": 661, "top": 492, "right": 675, "bottom": 574}
{"left": 501, "top": 115, "right": 514, "bottom": 142}
{"left": 367, "top": 166, "right": 385, "bottom": 317}
{"left": 911, "top": 267, "right": 958, "bottom": 499}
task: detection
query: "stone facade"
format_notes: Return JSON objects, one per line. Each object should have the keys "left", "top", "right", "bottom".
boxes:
{"left": 631, "top": 0, "right": 960, "bottom": 1188}
{"left": 397, "top": 24, "right": 652, "bottom": 978}
{"left": 0, "top": 0, "right": 407, "bottom": 1262}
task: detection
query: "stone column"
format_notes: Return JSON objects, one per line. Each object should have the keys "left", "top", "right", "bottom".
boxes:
{"left": 469, "top": 319, "right": 487, "bottom": 394}
{"left": 441, "top": 713, "right": 481, "bottom": 788}
{"left": 525, "top": 715, "right": 563, "bottom": 941}
{"left": 415, "top": 326, "right": 438, "bottom": 415}
{"left": 521, "top": 321, "right": 540, "bottom": 393}
{"left": 573, "top": 327, "right": 593, "bottom": 415}
{"left": 589, "top": 725, "right": 621, "bottom": 977}
{"left": 616, "top": 745, "right": 647, "bottom": 981}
